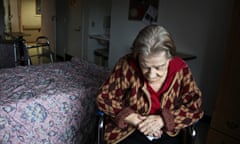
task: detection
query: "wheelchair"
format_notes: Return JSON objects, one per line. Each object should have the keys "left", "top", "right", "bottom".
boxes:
{"left": 96, "top": 110, "right": 198, "bottom": 144}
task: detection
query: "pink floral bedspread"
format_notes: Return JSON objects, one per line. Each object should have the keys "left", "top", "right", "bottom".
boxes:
{"left": 0, "top": 58, "right": 109, "bottom": 144}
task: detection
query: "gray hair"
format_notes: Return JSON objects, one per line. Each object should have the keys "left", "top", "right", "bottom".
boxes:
{"left": 132, "top": 25, "right": 176, "bottom": 59}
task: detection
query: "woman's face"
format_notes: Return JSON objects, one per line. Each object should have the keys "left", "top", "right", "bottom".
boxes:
{"left": 138, "top": 52, "right": 170, "bottom": 83}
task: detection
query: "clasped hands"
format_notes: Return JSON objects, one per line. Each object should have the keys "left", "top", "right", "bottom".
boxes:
{"left": 124, "top": 113, "right": 164, "bottom": 138}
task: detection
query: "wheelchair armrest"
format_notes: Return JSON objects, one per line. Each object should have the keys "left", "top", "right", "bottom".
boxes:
{"left": 97, "top": 110, "right": 105, "bottom": 144}
{"left": 189, "top": 123, "right": 198, "bottom": 137}
{"left": 182, "top": 122, "right": 199, "bottom": 144}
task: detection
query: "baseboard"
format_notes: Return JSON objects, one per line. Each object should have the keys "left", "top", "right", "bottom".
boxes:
{"left": 54, "top": 54, "right": 72, "bottom": 62}
{"left": 65, "top": 53, "right": 73, "bottom": 61}
{"left": 56, "top": 54, "right": 64, "bottom": 61}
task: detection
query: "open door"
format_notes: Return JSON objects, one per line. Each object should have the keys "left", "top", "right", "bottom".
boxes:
{"left": 66, "top": 0, "right": 85, "bottom": 59}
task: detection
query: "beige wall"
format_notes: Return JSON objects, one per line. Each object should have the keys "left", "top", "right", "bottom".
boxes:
{"left": 21, "top": 0, "right": 42, "bottom": 42}
{"left": 21, "top": 0, "right": 41, "bottom": 28}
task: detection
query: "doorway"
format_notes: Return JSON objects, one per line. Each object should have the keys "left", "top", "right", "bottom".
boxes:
{"left": 66, "top": 0, "right": 84, "bottom": 59}
{"left": 6, "top": 0, "right": 56, "bottom": 61}
{"left": 56, "top": 0, "right": 87, "bottom": 61}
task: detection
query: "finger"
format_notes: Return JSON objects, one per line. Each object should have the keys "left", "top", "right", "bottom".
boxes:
{"left": 144, "top": 129, "right": 155, "bottom": 136}
{"left": 138, "top": 119, "right": 157, "bottom": 130}
{"left": 138, "top": 117, "right": 154, "bottom": 128}
{"left": 138, "top": 124, "right": 149, "bottom": 134}
{"left": 153, "top": 131, "right": 160, "bottom": 137}
{"left": 153, "top": 130, "right": 163, "bottom": 138}
{"left": 138, "top": 115, "right": 147, "bottom": 120}
{"left": 138, "top": 124, "right": 153, "bottom": 136}
{"left": 138, "top": 119, "right": 148, "bottom": 129}
{"left": 138, "top": 116, "right": 163, "bottom": 135}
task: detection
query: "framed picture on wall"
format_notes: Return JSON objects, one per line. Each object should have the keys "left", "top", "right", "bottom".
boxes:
{"left": 36, "top": 0, "right": 41, "bottom": 15}
{"left": 128, "top": 0, "right": 158, "bottom": 24}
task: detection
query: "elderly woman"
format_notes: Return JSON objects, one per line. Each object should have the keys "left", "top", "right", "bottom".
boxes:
{"left": 96, "top": 25, "right": 204, "bottom": 144}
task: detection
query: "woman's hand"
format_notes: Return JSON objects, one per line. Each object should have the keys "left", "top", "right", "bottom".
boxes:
{"left": 137, "top": 115, "right": 164, "bottom": 137}
{"left": 124, "top": 113, "right": 145, "bottom": 127}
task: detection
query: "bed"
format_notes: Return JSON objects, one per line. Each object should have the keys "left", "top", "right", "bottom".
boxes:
{"left": 0, "top": 58, "right": 109, "bottom": 144}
